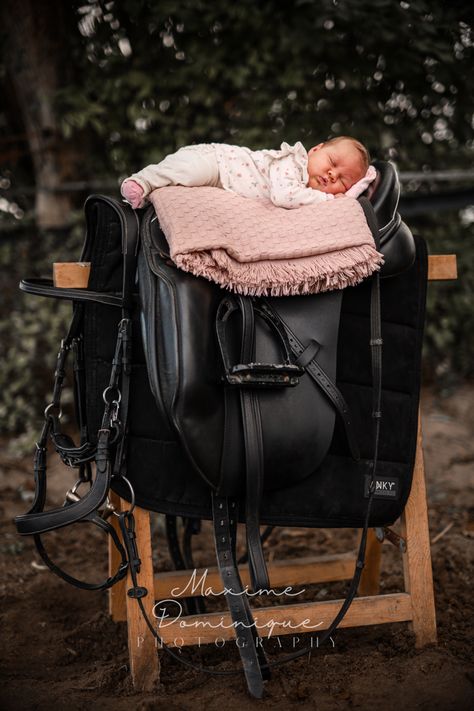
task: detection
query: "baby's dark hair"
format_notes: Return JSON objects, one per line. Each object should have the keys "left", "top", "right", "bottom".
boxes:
{"left": 325, "top": 136, "right": 371, "bottom": 173}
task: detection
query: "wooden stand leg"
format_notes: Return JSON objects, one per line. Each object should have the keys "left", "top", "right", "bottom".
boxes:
{"left": 400, "top": 412, "right": 437, "bottom": 646}
{"left": 358, "top": 528, "right": 382, "bottom": 596}
{"left": 108, "top": 490, "right": 127, "bottom": 622}
{"left": 121, "top": 500, "right": 160, "bottom": 690}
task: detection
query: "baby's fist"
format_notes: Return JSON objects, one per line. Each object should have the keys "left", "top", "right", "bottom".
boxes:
{"left": 121, "top": 179, "right": 145, "bottom": 209}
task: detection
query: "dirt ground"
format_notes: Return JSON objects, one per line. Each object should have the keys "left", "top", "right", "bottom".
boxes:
{"left": 1, "top": 384, "right": 473, "bottom": 710}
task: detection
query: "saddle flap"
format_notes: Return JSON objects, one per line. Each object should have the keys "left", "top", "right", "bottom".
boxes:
{"left": 139, "top": 208, "right": 344, "bottom": 495}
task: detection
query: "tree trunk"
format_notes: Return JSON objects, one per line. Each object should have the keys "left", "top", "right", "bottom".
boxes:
{"left": 0, "top": 0, "right": 85, "bottom": 229}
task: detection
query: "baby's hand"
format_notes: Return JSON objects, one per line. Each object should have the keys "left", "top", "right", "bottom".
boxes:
{"left": 345, "top": 166, "right": 377, "bottom": 198}
{"left": 334, "top": 193, "right": 346, "bottom": 198}
{"left": 121, "top": 179, "right": 145, "bottom": 209}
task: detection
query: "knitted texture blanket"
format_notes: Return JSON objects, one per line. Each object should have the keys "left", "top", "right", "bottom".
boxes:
{"left": 149, "top": 186, "right": 384, "bottom": 296}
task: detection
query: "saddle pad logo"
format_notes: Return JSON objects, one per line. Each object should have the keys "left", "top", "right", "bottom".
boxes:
{"left": 364, "top": 475, "right": 399, "bottom": 499}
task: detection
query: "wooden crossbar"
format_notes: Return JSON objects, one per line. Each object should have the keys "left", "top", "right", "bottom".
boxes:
{"left": 147, "top": 593, "right": 413, "bottom": 647}
{"left": 153, "top": 552, "right": 355, "bottom": 599}
{"left": 427, "top": 254, "right": 457, "bottom": 280}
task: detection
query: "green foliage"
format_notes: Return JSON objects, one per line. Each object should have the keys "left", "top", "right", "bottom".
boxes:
{"left": 0, "top": 0, "right": 473, "bottom": 439}
{"left": 52, "top": 0, "right": 473, "bottom": 176}
{"left": 418, "top": 212, "right": 474, "bottom": 385}
{"left": 0, "top": 224, "right": 84, "bottom": 446}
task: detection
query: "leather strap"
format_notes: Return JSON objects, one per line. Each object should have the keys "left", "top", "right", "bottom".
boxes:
{"left": 238, "top": 525, "right": 274, "bottom": 565}
{"left": 33, "top": 510, "right": 129, "bottom": 591}
{"left": 19, "top": 278, "right": 123, "bottom": 307}
{"left": 258, "top": 299, "right": 360, "bottom": 461}
{"left": 249, "top": 266, "right": 384, "bottom": 671}
{"left": 284, "top": 324, "right": 360, "bottom": 460}
{"left": 212, "top": 494, "right": 268, "bottom": 698}
{"left": 216, "top": 296, "right": 297, "bottom": 378}
{"left": 15, "top": 427, "right": 112, "bottom": 535}
{"left": 237, "top": 297, "right": 270, "bottom": 592}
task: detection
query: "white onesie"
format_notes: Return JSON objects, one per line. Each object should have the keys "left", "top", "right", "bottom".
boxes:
{"left": 122, "top": 142, "right": 334, "bottom": 209}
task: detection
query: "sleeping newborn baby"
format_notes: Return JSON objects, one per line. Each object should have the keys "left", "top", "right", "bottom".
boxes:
{"left": 121, "top": 136, "right": 376, "bottom": 210}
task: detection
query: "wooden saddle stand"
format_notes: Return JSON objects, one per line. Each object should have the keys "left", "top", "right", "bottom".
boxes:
{"left": 107, "top": 253, "right": 457, "bottom": 693}
{"left": 15, "top": 163, "right": 457, "bottom": 698}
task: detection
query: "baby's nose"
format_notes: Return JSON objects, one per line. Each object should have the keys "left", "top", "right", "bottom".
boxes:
{"left": 328, "top": 168, "right": 338, "bottom": 182}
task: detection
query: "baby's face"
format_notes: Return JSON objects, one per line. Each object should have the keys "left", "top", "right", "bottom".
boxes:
{"left": 307, "top": 141, "right": 365, "bottom": 194}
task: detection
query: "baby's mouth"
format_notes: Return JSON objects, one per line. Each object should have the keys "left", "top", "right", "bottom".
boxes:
{"left": 318, "top": 175, "right": 328, "bottom": 187}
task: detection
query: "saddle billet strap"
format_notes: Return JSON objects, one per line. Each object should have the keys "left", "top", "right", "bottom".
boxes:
{"left": 220, "top": 496, "right": 270, "bottom": 680}
{"left": 240, "top": 389, "right": 269, "bottom": 591}
{"left": 257, "top": 300, "right": 360, "bottom": 461}
{"left": 212, "top": 494, "right": 268, "bottom": 698}
{"left": 238, "top": 296, "right": 271, "bottom": 592}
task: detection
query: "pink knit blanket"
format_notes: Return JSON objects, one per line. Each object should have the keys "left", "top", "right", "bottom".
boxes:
{"left": 149, "top": 186, "right": 384, "bottom": 296}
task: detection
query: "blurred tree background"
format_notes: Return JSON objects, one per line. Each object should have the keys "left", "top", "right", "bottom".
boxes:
{"left": 0, "top": 0, "right": 473, "bottom": 446}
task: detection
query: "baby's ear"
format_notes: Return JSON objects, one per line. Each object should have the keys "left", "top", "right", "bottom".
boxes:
{"left": 308, "top": 143, "right": 324, "bottom": 154}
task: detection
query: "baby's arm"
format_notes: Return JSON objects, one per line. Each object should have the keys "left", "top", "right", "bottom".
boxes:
{"left": 268, "top": 154, "right": 334, "bottom": 209}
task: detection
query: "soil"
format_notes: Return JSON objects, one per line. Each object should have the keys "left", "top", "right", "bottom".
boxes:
{"left": 1, "top": 385, "right": 473, "bottom": 711}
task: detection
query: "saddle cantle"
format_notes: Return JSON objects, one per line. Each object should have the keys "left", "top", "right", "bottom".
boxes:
{"left": 370, "top": 160, "right": 416, "bottom": 277}
{"left": 14, "top": 161, "right": 427, "bottom": 698}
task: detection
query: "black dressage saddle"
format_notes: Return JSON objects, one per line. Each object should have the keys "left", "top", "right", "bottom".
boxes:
{"left": 15, "top": 161, "right": 426, "bottom": 698}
